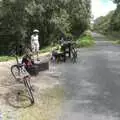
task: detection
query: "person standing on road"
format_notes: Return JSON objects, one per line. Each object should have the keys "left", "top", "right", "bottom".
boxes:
{"left": 31, "top": 29, "right": 40, "bottom": 61}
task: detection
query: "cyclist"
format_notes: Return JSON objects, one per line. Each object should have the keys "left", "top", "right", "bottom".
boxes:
{"left": 22, "top": 48, "right": 34, "bottom": 68}
{"left": 31, "top": 29, "right": 40, "bottom": 61}
{"left": 22, "top": 50, "right": 39, "bottom": 76}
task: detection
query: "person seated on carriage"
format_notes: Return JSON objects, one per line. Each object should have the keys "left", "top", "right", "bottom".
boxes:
{"left": 22, "top": 48, "right": 34, "bottom": 67}
{"left": 21, "top": 48, "right": 39, "bottom": 75}
{"left": 51, "top": 45, "right": 64, "bottom": 62}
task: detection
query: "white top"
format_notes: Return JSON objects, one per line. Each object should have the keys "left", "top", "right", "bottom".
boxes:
{"left": 31, "top": 35, "right": 39, "bottom": 43}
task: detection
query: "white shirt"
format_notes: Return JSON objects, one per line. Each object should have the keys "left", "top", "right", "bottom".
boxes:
{"left": 31, "top": 35, "right": 39, "bottom": 43}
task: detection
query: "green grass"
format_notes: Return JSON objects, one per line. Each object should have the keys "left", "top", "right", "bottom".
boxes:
{"left": 0, "top": 46, "right": 53, "bottom": 62}
{"left": 115, "top": 40, "right": 120, "bottom": 44}
{"left": 0, "top": 45, "right": 59, "bottom": 62}
{"left": 19, "top": 86, "right": 64, "bottom": 120}
{"left": 40, "top": 46, "right": 53, "bottom": 53}
{"left": 40, "top": 44, "right": 59, "bottom": 53}
{"left": 0, "top": 56, "right": 14, "bottom": 62}
{"left": 0, "top": 34, "right": 95, "bottom": 62}
{"left": 112, "top": 40, "right": 120, "bottom": 45}
{"left": 76, "top": 35, "right": 95, "bottom": 48}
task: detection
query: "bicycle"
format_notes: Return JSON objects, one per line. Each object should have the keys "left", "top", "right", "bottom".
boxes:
{"left": 11, "top": 55, "right": 26, "bottom": 81}
{"left": 71, "top": 42, "right": 78, "bottom": 63}
{"left": 11, "top": 55, "right": 34, "bottom": 105}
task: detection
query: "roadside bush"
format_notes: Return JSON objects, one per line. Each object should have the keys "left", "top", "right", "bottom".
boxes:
{"left": 77, "top": 31, "right": 95, "bottom": 48}
{"left": 112, "top": 40, "right": 120, "bottom": 44}
{"left": 116, "top": 40, "right": 120, "bottom": 44}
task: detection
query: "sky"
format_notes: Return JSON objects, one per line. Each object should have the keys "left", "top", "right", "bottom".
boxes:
{"left": 92, "top": 0, "right": 117, "bottom": 19}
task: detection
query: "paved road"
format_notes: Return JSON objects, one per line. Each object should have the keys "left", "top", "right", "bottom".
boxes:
{"left": 57, "top": 33, "right": 120, "bottom": 120}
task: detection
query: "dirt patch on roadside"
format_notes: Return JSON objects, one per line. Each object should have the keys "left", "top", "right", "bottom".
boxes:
{"left": 0, "top": 59, "right": 64, "bottom": 120}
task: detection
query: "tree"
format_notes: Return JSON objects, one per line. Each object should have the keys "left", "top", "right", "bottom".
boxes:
{"left": 110, "top": 1, "right": 120, "bottom": 31}
{"left": 113, "top": 0, "right": 120, "bottom": 5}
{"left": 0, "top": 0, "right": 31, "bottom": 53}
{"left": 0, "top": 0, "right": 91, "bottom": 55}
{"left": 93, "top": 11, "right": 114, "bottom": 34}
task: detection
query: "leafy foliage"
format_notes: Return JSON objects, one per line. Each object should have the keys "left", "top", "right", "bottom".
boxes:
{"left": 110, "top": 5, "right": 120, "bottom": 31}
{"left": 93, "top": 11, "right": 114, "bottom": 34}
{"left": 113, "top": 0, "right": 120, "bottom": 4}
{"left": 93, "top": 0, "right": 120, "bottom": 35}
{"left": 76, "top": 30, "right": 95, "bottom": 48}
{"left": 0, "top": 0, "right": 91, "bottom": 55}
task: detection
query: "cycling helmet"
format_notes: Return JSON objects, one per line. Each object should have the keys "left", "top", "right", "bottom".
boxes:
{"left": 33, "top": 29, "right": 39, "bottom": 33}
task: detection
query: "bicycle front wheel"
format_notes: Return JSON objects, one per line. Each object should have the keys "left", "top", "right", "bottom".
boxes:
{"left": 23, "top": 76, "right": 34, "bottom": 104}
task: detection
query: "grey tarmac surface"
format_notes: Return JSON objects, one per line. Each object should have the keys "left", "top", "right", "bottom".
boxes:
{"left": 57, "top": 33, "right": 120, "bottom": 120}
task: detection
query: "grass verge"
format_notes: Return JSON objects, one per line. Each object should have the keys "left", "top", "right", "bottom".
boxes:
{"left": 0, "top": 33, "right": 95, "bottom": 62}
{"left": 105, "top": 33, "right": 120, "bottom": 45}
{"left": 112, "top": 40, "right": 120, "bottom": 45}
{"left": 19, "top": 86, "right": 64, "bottom": 120}
{"left": 0, "top": 56, "right": 14, "bottom": 62}
{"left": 40, "top": 46, "right": 53, "bottom": 53}
{"left": 0, "top": 45, "right": 58, "bottom": 62}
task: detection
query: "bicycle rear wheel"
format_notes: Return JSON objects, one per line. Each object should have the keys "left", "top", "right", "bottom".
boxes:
{"left": 23, "top": 76, "right": 34, "bottom": 104}
{"left": 11, "top": 65, "right": 21, "bottom": 80}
